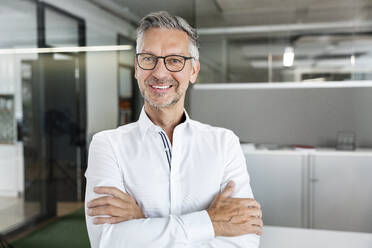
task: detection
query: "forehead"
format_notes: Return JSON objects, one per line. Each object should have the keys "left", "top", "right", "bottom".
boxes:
{"left": 141, "top": 28, "right": 189, "bottom": 55}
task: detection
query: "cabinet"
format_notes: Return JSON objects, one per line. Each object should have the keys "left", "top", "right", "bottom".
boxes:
{"left": 243, "top": 145, "right": 372, "bottom": 233}
{"left": 245, "top": 152, "right": 306, "bottom": 228}
{"left": 311, "top": 153, "right": 372, "bottom": 233}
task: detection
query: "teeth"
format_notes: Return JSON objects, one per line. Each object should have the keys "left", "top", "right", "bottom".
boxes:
{"left": 152, "top": 85, "right": 171, "bottom": 89}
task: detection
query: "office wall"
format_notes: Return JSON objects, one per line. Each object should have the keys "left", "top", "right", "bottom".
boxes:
{"left": 352, "top": 89, "right": 372, "bottom": 147}
{"left": 44, "top": 0, "right": 136, "bottom": 141}
{"left": 189, "top": 85, "right": 372, "bottom": 148}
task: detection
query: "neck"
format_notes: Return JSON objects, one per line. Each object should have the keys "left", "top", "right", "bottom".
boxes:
{"left": 144, "top": 102, "right": 185, "bottom": 144}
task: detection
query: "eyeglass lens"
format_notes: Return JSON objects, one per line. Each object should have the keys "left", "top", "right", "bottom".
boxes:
{"left": 137, "top": 54, "right": 185, "bottom": 72}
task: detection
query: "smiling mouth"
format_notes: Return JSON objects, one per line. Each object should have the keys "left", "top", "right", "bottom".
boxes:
{"left": 150, "top": 85, "right": 173, "bottom": 89}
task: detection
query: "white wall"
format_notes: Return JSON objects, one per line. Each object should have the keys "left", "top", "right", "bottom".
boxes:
{"left": 0, "top": 143, "right": 24, "bottom": 196}
{"left": 190, "top": 84, "right": 372, "bottom": 148}
{"left": 43, "top": 0, "right": 136, "bottom": 140}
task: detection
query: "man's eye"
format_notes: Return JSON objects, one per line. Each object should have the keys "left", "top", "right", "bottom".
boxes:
{"left": 168, "top": 58, "right": 182, "bottom": 64}
{"left": 143, "top": 56, "right": 154, "bottom": 62}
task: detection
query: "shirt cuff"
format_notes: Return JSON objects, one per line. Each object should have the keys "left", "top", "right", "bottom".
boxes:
{"left": 180, "top": 210, "right": 215, "bottom": 244}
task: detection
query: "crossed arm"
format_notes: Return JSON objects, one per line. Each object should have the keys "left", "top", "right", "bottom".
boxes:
{"left": 85, "top": 132, "right": 262, "bottom": 247}
{"left": 88, "top": 181, "right": 263, "bottom": 237}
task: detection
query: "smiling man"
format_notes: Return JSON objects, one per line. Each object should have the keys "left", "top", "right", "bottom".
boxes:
{"left": 85, "top": 11, "right": 262, "bottom": 248}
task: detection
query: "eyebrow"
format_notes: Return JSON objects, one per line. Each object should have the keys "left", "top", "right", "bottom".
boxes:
{"left": 141, "top": 50, "right": 187, "bottom": 56}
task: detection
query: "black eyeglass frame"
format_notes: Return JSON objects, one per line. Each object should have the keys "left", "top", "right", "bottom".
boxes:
{"left": 136, "top": 53, "right": 194, "bottom": 72}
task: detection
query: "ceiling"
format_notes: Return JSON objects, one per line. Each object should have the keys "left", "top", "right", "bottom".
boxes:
{"left": 89, "top": 0, "right": 372, "bottom": 80}
{"left": 90, "top": 0, "right": 372, "bottom": 28}
{"left": 88, "top": 0, "right": 194, "bottom": 25}
{"left": 196, "top": 0, "right": 372, "bottom": 27}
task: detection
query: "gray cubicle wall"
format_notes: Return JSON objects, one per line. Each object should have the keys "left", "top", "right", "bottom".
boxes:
{"left": 189, "top": 83, "right": 372, "bottom": 148}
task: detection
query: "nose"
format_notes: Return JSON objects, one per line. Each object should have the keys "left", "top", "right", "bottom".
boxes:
{"left": 152, "top": 58, "right": 169, "bottom": 79}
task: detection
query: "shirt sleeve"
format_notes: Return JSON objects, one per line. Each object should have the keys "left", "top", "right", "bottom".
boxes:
{"left": 201, "top": 130, "right": 261, "bottom": 248}
{"left": 84, "top": 132, "right": 215, "bottom": 248}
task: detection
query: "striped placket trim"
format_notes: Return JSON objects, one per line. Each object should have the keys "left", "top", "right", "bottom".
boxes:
{"left": 159, "top": 131, "right": 172, "bottom": 169}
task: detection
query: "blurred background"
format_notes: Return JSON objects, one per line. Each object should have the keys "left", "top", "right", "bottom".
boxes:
{"left": 0, "top": 0, "right": 371, "bottom": 247}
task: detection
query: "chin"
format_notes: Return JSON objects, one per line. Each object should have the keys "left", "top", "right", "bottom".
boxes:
{"left": 146, "top": 97, "right": 180, "bottom": 109}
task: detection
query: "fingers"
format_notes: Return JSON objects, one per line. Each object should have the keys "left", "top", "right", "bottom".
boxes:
{"left": 92, "top": 216, "right": 128, "bottom": 225}
{"left": 242, "top": 221, "right": 264, "bottom": 236}
{"left": 87, "top": 205, "right": 130, "bottom": 217}
{"left": 93, "top": 186, "right": 131, "bottom": 201}
{"left": 230, "top": 198, "right": 261, "bottom": 209}
{"left": 87, "top": 195, "right": 128, "bottom": 209}
{"left": 235, "top": 218, "right": 263, "bottom": 236}
{"left": 220, "top": 183, "right": 260, "bottom": 209}
{"left": 230, "top": 215, "right": 263, "bottom": 227}
{"left": 208, "top": 186, "right": 264, "bottom": 237}
{"left": 246, "top": 199, "right": 261, "bottom": 209}
{"left": 238, "top": 207, "right": 262, "bottom": 218}
{"left": 250, "top": 225, "right": 263, "bottom": 236}
{"left": 221, "top": 181, "right": 235, "bottom": 198}
{"left": 222, "top": 218, "right": 263, "bottom": 236}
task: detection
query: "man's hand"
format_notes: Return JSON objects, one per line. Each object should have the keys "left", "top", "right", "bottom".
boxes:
{"left": 87, "top": 186, "right": 145, "bottom": 224}
{"left": 207, "top": 181, "right": 263, "bottom": 237}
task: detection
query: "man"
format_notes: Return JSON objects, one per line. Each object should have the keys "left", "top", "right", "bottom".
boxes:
{"left": 85, "top": 11, "right": 263, "bottom": 248}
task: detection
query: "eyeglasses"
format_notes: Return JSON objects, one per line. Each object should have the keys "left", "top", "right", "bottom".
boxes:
{"left": 136, "top": 53, "right": 194, "bottom": 72}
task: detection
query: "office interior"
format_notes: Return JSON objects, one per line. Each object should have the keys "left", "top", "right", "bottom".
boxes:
{"left": 0, "top": 0, "right": 372, "bottom": 247}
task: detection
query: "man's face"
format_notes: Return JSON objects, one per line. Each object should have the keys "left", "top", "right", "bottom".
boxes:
{"left": 135, "top": 28, "right": 200, "bottom": 109}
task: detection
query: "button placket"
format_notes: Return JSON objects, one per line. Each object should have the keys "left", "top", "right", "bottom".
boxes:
{"left": 170, "top": 127, "right": 182, "bottom": 214}
{"left": 158, "top": 130, "right": 174, "bottom": 214}
{"left": 159, "top": 131, "right": 172, "bottom": 170}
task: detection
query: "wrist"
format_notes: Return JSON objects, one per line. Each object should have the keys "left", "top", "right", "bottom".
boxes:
{"left": 207, "top": 208, "right": 227, "bottom": 237}
{"left": 211, "top": 220, "right": 222, "bottom": 237}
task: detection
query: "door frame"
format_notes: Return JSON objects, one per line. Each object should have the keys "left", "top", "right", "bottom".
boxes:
{"left": 36, "top": 0, "right": 87, "bottom": 211}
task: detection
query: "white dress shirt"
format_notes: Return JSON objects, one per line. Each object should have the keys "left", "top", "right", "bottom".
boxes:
{"left": 85, "top": 107, "right": 260, "bottom": 248}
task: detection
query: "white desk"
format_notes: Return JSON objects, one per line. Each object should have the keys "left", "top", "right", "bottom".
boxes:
{"left": 261, "top": 226, "right": 372, "bottom": 248}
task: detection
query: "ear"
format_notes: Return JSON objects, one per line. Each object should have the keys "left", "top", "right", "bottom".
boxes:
{"left": 134, "top": 57, "right": 138, "bottom": 79}
{"left": 189, "top": 60, "right": 200, "bottom": 84}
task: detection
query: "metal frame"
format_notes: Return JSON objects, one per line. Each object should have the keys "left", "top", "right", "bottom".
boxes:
{"left": 37, "top": 1, "right": 86, "bottom": 48}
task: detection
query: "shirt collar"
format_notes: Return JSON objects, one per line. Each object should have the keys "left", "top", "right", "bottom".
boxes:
{"left": 138, "top": 106, "right": 191, "bottom": 139}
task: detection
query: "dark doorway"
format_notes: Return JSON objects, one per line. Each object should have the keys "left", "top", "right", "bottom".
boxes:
{"left": 43, "top": 54, "right": 84, "bottom": 202}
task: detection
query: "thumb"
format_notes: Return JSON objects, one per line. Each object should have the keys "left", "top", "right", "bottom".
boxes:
{"left": 221, "top": 181, "right": 235, "bottom": 198}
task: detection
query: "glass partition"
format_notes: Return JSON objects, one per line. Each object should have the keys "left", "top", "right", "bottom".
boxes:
{"left": 45, "top": 7, "right": 79, "bottom": 47}
{"left": 0, "top": 0, "right": 86, "bottom": 238}
{"left": 196, "top": 0, "right": 372, "bottom": 83}
{"left": 0, "top": 0, "right": 42, "bottom": 235}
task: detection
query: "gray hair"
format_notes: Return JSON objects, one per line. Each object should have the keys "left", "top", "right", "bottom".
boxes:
{"left": 136, "top": 11, "right": 199, "bottom": 61}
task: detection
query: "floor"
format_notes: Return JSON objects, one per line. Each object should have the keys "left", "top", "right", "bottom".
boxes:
{"left": 57, "top": 201, "right": 84, "bottom": 217}
{"left": 0, "top": 196, "right": 40, "bottom": 233}
{"left": 10, "top": 207, "right": 90, "bottom": 248}
{"left": 0, "top": 196, "right": 84, "bottom": 234}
